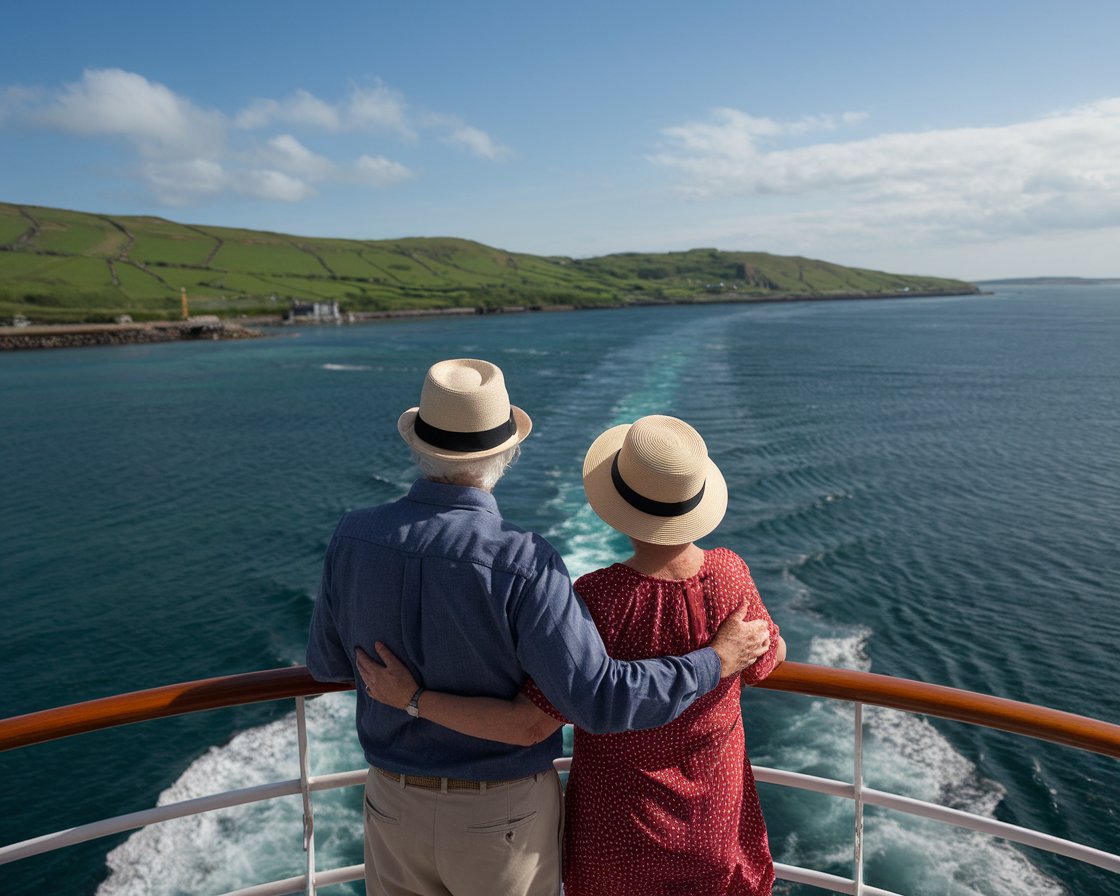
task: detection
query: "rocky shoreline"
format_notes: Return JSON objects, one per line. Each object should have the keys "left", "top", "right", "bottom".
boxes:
{"left": 0, "top": 306, "right": 549, "bottom": 350}
{"left": 0, "top": 318, "right": 262, "bottom": 351}
{"left": 1, "top": 287, "right": 980, "bottom": 351}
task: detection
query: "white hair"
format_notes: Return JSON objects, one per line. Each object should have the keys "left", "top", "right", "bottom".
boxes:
{"left": 411, "top": 445, "right": 520, "bottom": 492}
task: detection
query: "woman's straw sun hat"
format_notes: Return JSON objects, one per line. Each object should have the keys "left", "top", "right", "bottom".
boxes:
{"left": 583, "top": 415, "right": 727, "bottom": 545}
{"left": 398, "top": 358, "right": 532, "bottom": 460}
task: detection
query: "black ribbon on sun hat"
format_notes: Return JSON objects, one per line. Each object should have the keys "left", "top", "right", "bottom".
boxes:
{"left": 610, "top": 451, "right": 706, "bottom": 517}
{"left": 413, "top": 412, "right": 517, "bottom": 452}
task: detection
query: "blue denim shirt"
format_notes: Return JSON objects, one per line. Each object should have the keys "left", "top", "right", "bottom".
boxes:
{"left": 306, "top": 479, "right": 721, "bottom": 780}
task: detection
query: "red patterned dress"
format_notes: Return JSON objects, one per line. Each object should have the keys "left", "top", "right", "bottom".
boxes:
{"left": 527, "top": 547, "right": 779, "bottom": 896}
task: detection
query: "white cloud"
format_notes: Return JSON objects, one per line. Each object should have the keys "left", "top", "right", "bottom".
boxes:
{"left": 650, "top": 98, "right": 1120, "bottom": 250}
{"left": 442, "top": 125, "right": 511, "bottom": 160}
{"left": 236, "top": 89, "right": 340, "bottom": 131}
{"left": 662, "top": 107, "right": 867, "bottom": 152}
{"left": 0, "top": 69, "right": 500, "bottom": 208}
{"left": 234, "top": 84, "right": 514, "bottom": 160}
{"left": 141, "top": 158, "right": 315, "bottom": 205}
{"left": 235, "top": 83, "right": 415, "bottom": 138}
{"left": 141, "top": 159, "right": 230, "bottom": 206}
{"left": 353, "top": 154, "right": 414, "bottom": 187}
{"left": 344, "top": 84, "right": 414, "bottom": 138}
{"left": 258, "top": 137, "right": 413, "bottom": 190}
{"left": 260, "top": 134, "right": 336, "bottom": 181}
{"left": 35, "top": 68, "right": 224, "bottom": 158}
{"left": 240, "top": 169, "right": 315, "bottom": 202}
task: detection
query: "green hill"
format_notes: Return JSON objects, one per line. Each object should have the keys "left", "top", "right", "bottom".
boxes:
{"left": 0, "top": 203, "right": 977, "bottom": 324}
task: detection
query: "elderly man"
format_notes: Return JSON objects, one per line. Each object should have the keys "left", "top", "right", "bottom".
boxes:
{"left": 306, "top": 358, "right": 769, "bottom": 896}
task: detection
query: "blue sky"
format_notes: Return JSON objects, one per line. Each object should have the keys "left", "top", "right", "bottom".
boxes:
{"left": 3, "top": 0, "right": 1119, "bottom": 280}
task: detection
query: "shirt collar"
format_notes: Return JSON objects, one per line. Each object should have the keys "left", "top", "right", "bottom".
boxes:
{"left": 407, "top": 478, "right": 500, "bottom": 514}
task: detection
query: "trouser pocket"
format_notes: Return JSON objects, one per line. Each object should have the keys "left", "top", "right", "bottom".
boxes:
{"left": 467, "top": 810, "right": 538, "bottom": 842}
{"left": 364, "top": 794, "right": 401, "bottom": 825}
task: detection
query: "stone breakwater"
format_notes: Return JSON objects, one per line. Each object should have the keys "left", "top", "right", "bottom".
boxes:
{"left": 0, "top": 319, "right": 262, "bottom": 350}
{"left": 3, "top": 288, "right": 983, "bottom": 350}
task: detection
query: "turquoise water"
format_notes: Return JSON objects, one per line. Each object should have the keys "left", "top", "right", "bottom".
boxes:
{"left": 2, "top": 287, "right": 1118, "bottom": 894}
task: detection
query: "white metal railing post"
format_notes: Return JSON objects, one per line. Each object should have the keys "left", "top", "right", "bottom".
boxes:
{"left": 854, "top": 702, "right": 865, "bottom": 896}
{"left": 3, "top": 666, "right": 1118, "bottom": 896}
{"left": 296, "top": 697, "right": 316, "bottom": 896}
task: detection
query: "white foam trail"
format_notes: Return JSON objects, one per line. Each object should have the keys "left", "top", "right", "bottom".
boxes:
{"left": 321, "top": 363, "right": 371, "bottom": 371}
{"left": 98, "top": 324, "right": 693, "bottom": 894}
{"left": 97, "top": 692, "right": 365, "bottom": 896}
{"left": 865, "top": 816, "right": 1068, "bottom": 896}
{"left": 807, "top": 632, "right": 873, "bottom": 671}
{"left": 532, "top": 314, "right": 1067, "bottom": 892}
{"left": 98, "top": 305, "right": 1068, "bottom": 895}
{"left": 541, "top": 477, "right": 622, "bottom": 581}
{"left": 500, "top": 347, "right": 550, "bottom": 356}
{"left": 766, "top": 632, "right": 1066, "bottom": 895}
{"left": 535, "top": 310, "right": 737, "bottom": 577}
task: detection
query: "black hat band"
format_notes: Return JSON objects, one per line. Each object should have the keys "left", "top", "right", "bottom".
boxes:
{"left": 610, "top": 451, "right": 706, "bottom": 517}
{"left": 414, "top": 412, "right": 517, "bottom": 452}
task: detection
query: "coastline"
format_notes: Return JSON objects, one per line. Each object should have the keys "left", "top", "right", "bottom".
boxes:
{"left": 0, "top": 318, "right": 261, "bottom": 351}
{"left": 0, "top": 286, "right": 979, "bottom": 351}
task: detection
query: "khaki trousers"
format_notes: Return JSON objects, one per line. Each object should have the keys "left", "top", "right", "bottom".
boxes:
{"left": 363, "top": 767, "right": 563, "bottom": 896}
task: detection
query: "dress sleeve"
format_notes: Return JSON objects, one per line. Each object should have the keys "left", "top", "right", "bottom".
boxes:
{"left": 510, "top": 546, "right": 721, "bottom": 734}
{"left": 520, "top": 679, "right": 569, "bottom": 723}
{"left": 733, "top": 553, "right": 781, "bottom": 685}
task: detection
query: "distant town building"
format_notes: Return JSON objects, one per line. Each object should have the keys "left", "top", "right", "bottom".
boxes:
{"left": 286, "top": 300, "right": 341, "bottom": 322}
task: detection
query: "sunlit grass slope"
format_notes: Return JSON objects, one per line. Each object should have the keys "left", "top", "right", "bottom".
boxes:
{"left": 0, "top": 203, "right": 976, "bottom": 323}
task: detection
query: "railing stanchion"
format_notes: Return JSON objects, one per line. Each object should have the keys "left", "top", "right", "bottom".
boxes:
{"left": 3, "top": 663, "right": 1118, "bottom": 894}
{"left": 854, "top": 702, "right": 865, "bottom": 896}
{"left": 296, "top": 696, "right": 316, "bottom": 896}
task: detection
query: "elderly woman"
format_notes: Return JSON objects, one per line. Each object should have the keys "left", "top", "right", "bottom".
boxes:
{"left": 359, "top": 415, "right": 785, "bottom": 896}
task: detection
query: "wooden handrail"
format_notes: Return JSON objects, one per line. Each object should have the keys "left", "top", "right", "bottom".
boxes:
{"left": 0, "top": 667, "right": 350, "bottom": 752}
{"left": 755, "top": 663, "right": 1120, "bottom": 758}
{"left": 2, "top": 662, "right": 1118, "bottom": 758}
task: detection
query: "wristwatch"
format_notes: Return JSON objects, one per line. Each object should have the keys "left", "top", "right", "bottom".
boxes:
{"left": 405, "top": 686, "right": 425, "bottom": 718}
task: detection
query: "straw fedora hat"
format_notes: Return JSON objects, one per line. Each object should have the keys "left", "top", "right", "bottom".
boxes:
{"left": 398, "top": 358, "right": 532, "bottom": 460}
{"left": 583, "top": 415, "right": 727, "bottom": 545}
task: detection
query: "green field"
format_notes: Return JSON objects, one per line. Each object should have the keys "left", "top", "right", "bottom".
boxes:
{"left": 0, "top": 202, "right": 978, "bottom": 323}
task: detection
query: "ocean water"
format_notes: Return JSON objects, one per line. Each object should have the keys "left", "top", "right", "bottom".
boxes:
{"left": 1, "top": 286, "right": 1118, "bottom": 895}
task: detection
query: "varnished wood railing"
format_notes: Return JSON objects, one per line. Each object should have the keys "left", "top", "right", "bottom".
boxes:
{"left": 755, "top": 663, "right": 1120, "bottom": 757}
{"left": 0, "top": 668, "right": 348, "bottom": 752}
{"left": 1, "top": 662, "right": 1118, "bottom": 757}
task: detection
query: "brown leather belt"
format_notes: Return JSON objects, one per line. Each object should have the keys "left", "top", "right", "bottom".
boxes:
{"left": 375, "top": 766, "right": 528, "bottom": 792}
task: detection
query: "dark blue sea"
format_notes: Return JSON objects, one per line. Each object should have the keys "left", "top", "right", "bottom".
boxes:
{"left": 2, "top": 286, "right": 1118, "bottom": 895}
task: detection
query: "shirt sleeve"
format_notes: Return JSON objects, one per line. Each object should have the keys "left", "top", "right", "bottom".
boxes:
{"left": 511, "top": 547, "right": 721, "bottom": 734}
{"left": 305, "top": 534, "right": 356, "bottom": 683}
